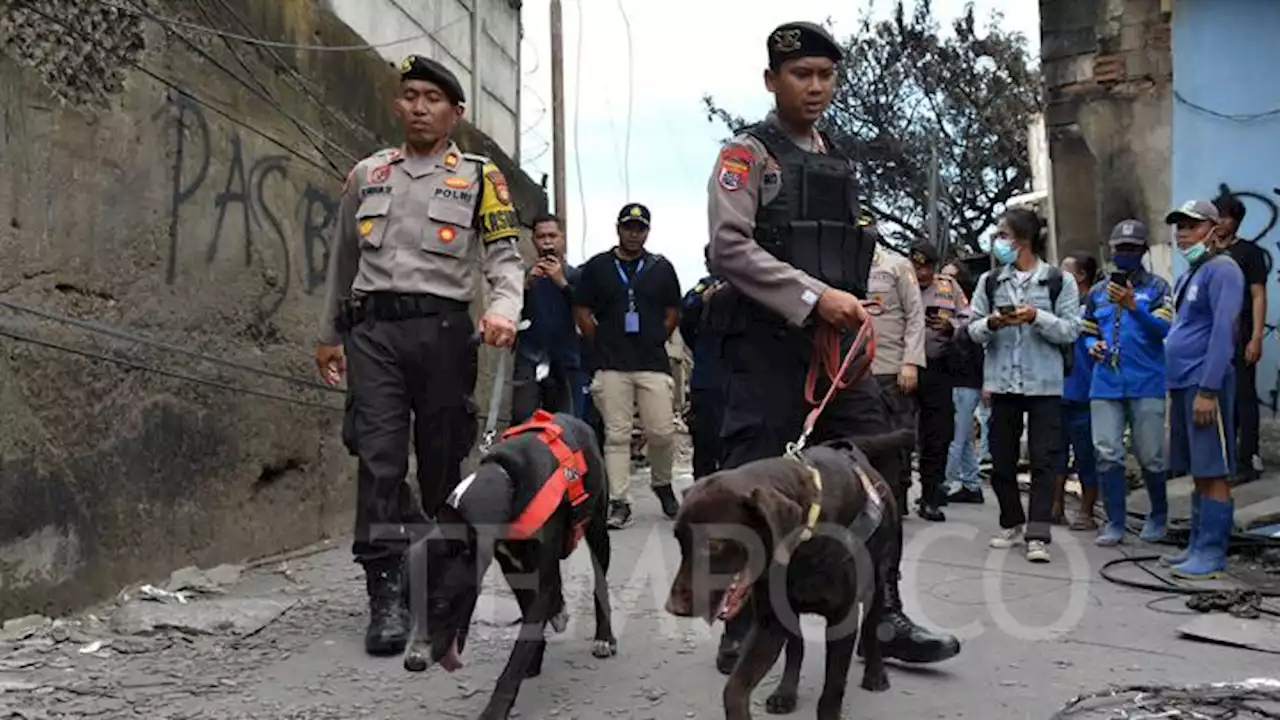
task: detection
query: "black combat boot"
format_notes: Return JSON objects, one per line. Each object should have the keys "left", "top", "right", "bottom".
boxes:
{"left": 860, "top": 571, "right": 960, "bottom": 663}
{"left": 364, "top": 561, "right": 411, "bottom": 656}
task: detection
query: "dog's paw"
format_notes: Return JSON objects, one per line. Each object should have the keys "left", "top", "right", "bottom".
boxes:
{"left": 549, "top": 611, "right": 569, "bottom": 634}
{"left": 403, "top": 648, "right": 429, "bottom": 673}
{"left": 765, "top": 689, "right": 798, "bottom": 714}
{"left": 591, "top": 639, "right": 617, "bottom": 658}
{"left": 860, "top": 668, "right": 890, "bottom": 693}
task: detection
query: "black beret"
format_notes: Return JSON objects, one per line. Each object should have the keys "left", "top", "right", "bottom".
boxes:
{"left": 768, "top": 21, "right": 843, "bottom": 70}
{"left": 398, "top": 54, "right": 465, "bottom": 104}
{"left": 909, "top": 241, "right": 940, "bottom": 266}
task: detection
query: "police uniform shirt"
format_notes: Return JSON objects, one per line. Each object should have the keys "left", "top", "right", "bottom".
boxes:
{"left": 318, "top": 143, "right": 525, "bottom": 344}
{"left": 866, "top": 245, "right": 926, "bottom": 376}
{"left": 920, "top": 274, "right": 968, "bottom": 360}
{"left": 707, "top": 110, "right": 853, "bottom": 327}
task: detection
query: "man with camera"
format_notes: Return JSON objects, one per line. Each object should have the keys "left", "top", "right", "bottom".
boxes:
{"left": 1082, "top": 220, "right": 1173, "bottom": 546}
{"left": 513, "top": 213, "right": 585, "bottom": 424}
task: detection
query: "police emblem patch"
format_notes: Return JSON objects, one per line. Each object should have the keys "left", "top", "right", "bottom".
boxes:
{"left": 717, "top": 146, "right": 753, "bottom": 192}
{"left": 487, "top": 170, "right": 511, "bottom": 205}
{"left": 369, "top": 164, "right": 391, "bottom": 184}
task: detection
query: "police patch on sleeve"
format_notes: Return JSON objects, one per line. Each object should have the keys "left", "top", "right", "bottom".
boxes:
{"left": 479, "top": 162, "right": 520, "bottom": 243}
{"left": 717, "top": 145, "right": 753, "bottom": 192}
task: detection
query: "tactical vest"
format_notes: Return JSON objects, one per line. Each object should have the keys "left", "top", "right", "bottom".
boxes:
{"left": 497, "top": 410, "right": 592, "bottom": 558}
{"left": 743, "top": 121, "right": 873, "bottom": 299}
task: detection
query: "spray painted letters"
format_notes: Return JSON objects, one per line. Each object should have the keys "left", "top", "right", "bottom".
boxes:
{"left": 159, "top": 91, "right": 339, "bottom": 317}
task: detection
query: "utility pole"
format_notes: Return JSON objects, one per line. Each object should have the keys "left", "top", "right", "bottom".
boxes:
{"left": 549, "top": 0, "right": 567, "bottom": 234}
{"left": 926, "top": 139, "right": 940, "bottom": 253}
{"left": 469, "top": 1, "right": 482, "bottom": 129}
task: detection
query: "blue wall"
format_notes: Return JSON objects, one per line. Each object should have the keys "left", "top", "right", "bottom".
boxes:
{"left": 1172, "top": 0, "right": 1280, "bottom": 414}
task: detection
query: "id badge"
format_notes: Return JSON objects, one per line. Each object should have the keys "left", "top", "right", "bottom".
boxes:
{"left": 624, "top": 311, "right": 640, "bottom": 334}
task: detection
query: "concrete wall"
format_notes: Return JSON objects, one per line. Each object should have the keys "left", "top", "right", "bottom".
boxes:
{"left": 1170, "top": 0, "right": 1280, "bottom": 456}
{"left": 1040, "top": 0, "right": 1175, "bottom": 279}
{"left": 0, "top": 0, "right": 541, "bottom": 619}
{"left": 325, "top": 0, "right": 522, "bottom": 158}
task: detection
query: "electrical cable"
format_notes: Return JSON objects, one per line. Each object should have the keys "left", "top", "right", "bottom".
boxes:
{"left": 0, "top": 327, "right": 342, "bottom": 411}
{"left": 1175, "top": 89, "right": 1280, "bottom": 122}
{"left": 0, "top": 299, "right": 339, "bottom": 393}
{"left": 572, "top": 0, "right": 588, "bottom": 258}
{"left": 91, "top": 0, "right": 457, "bottom": 52}
{"left": 614, "top": 0, "right": 633, "bottom": 198}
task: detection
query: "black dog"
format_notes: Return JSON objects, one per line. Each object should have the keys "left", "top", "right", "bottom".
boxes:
{"left": 403, "top": 410, "right": 617, "bottom": 720}
{"left": 665, "top": 433, "right": 908, "bottom": 720}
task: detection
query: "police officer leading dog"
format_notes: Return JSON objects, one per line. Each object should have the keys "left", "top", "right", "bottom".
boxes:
{"left": 705, "top": 21, "right": 960, "bottom": 671}
{"left": 315, "top": 55, "right": 524, "bottom": 657}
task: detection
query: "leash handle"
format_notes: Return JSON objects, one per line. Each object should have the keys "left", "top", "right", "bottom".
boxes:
{"left": 788, "top": 320, "right": 876, "bottom": 458}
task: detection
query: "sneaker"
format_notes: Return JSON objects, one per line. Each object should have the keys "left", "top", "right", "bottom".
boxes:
{"left": 653, "top": 485, "right": 680, "bottom": 519}
{"left": 948, "top": 487, "right": 984, "bottom": 504}
{"left": 1025, "top": 539, "right": 1050, "bottom": 563}
{"left": 989, "top": 526, "right": 1024, "bottom": 549}
{"left": 606, "top": 500, "right": 633, "bottom": 530}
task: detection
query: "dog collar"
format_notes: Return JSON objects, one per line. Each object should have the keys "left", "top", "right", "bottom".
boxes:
{"left": 798, "top": 466, "right": 823, "bottom": 542}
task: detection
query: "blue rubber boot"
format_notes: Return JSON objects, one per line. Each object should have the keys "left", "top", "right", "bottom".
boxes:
{"left": 1159, "top": 493, "right": 1200, "bottom": 567}
{"left": 1139, "top": 471, "right": 1168, "bottom": 543}
{"left": 1095, "top": 467, "right": 1127, "bottom": 546}
{"left": 1171, "top": 498, "right": 1233, "bottom": 580}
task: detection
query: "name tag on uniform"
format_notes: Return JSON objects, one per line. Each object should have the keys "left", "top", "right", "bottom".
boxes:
{"left": 625, "top": 311, "right": 640, "bottom": 334}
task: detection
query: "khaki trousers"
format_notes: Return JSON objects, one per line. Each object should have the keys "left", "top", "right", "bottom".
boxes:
{"left": 590, "top": 370, "right": 676, "bottom": 503}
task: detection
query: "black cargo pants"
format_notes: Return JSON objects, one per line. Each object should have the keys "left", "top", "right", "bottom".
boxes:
{"left": 343, "top": 307, "right": 478, "bottom": 567}
{"left": 915, "top": 364, "right": 955, "bottom": 507}
{"left": 717, "top": 320, "right": 900, "bottom": 643}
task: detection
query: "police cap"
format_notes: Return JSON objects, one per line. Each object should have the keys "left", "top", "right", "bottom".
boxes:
{"left": 398, "top": 54, "right": 465, "bottom": 105}
{"left": 909, "top": 241, "right": 941, "bottom": 266}
{"left": 617, "top": 202, "right": 651, "bottom": 227}
{"left": 767, "top": 22, "right": 844, "bottom": 71}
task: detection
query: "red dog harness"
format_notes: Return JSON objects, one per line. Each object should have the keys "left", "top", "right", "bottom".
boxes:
{"left": 501, "top": 410, "right": 592, "bottom": 552}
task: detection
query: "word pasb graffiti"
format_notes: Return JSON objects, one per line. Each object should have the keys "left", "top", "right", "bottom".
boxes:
{"left": 156, "top": 92, "right": 340, "bottom": 318}
{"left": 1217, "top": 183, "right": 1280, "bottom": 413}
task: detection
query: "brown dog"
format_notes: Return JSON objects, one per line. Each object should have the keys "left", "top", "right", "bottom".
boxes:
{"left": 665, "top": 433, "right": 907, "bottom": 720}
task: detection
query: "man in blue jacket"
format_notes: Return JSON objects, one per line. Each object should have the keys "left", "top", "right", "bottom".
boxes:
{"left": 681, "top": 245, "right": 726, "bottom": 479}
{"left": 1082, "top": 221, "right": 1173, "bottom": 545}
{"left": 1161, "top": 200, "right": 1244, "bottom": 579}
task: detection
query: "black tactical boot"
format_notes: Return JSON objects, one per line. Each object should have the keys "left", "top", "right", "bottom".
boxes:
{"left": 364, "top": 562, "right": 410, "bottom": 656}
{"left": 860, "top": 572, "right": 960, "bottom": 663}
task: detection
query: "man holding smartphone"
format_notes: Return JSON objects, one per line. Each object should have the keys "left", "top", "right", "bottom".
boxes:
{"left": 512, "top": 214, "right": 584, "bottom": 424}
{"left": 1081, "top": 220, "right": 1173, "bottom": 546}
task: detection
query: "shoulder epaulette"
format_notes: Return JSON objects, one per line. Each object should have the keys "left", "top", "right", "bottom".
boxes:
{"left": 461, "top": 152, "right": 491, "bottom": 164}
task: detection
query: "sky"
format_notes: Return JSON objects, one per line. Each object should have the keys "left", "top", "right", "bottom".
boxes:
{"left": 516, "top": 0, "right": 1041, "bottom": 289}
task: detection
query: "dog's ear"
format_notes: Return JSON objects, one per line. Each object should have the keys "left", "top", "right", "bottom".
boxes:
{"left": 744, "top": 486, "right": 806, "bottom": 566}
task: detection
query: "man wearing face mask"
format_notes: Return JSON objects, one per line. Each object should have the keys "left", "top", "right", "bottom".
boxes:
{"left": 1161, "top": 200, "right": 1244, "bottom": 580}
{"left": 316, "top": 55, "right": 524, "bottom": 655}
{"left": 1081, "top": 220, "right": 1173, "bottom": 546}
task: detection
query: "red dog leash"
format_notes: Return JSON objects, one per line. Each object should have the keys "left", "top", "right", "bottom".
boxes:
{"left": 787, "top": 319, "right": 877, "bottom": 458}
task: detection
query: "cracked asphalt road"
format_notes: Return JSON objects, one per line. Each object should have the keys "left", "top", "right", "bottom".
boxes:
{"left": 1, "top": 463, "right": 1273, "bottom": 719}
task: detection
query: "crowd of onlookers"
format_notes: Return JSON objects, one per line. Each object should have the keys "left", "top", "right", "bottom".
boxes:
{"left": 514, "top": 194, "right": 1263, "bottom": 579}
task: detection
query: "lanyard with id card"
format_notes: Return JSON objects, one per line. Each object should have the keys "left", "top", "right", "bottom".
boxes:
{"left": 615, "top": 257, "right": 645, "bottom": 334}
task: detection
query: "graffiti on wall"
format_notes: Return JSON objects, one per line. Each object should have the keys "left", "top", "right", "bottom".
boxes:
{"left": 155, "top": 92, "right": 340, "bottom": 318}
{"left": 1216, "top": 182, "right": 1280, "bottom": 413}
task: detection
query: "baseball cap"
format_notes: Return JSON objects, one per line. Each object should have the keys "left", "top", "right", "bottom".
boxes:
{"left": 1164, "top": 199, "right": 1221, "bottom": 225}
{"left": 1108, "top": 219, "right": 1149, "bottom": 247}
{"left": 617, "top": 203, "right": 651, "bottom": 226}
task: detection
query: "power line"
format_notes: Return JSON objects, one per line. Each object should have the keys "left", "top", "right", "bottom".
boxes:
{"left": 92, "top": 0, "right": 461, "bottom": 52}
{"left": 614, "top": 0, "right": 634, "bottom": 198}
{"left": 0, "top": 299, "right": 339, "bottom": 393}
{"left": 0, "top": 326, "right": 342, "bottom": 411}
{"left": 572, "top": 0, "right": 588, "bottom": 258}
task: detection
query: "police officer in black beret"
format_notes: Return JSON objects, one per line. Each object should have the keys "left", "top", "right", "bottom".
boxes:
{"left": 316, "top": 54, "right": 524, "bottom": 656}
{"left": 704, "top": 21, "right": 961, "bottom": 673}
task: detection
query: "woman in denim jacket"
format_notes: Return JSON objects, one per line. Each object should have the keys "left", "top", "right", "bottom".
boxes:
{"left": 967, "top": 208, "right": 1082, "bottom": 564}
